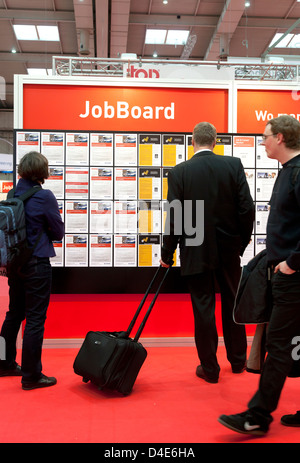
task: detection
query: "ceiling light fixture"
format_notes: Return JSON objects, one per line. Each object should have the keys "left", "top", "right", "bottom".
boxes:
{"left": 37, "top": 25, "right": 59, "bottom": 41}
{"left": 13, "top": 24, "right": 59, "bottom": 41}
{"left": 153, "top": 51, "right": 158, "bottom": 58}
{"left": 145, "top": 29, "right": 189, "bottom": 45}
{"left": 145, "top": 29, "right": 166, "bottom": 44}
{"left": 269, "top": 32, "right": 300, "bottom": 48}
{"left": 163, "top": 0, "right": 168, "bottom": 4}
{"left": 245, "top": 1, "right": 250, "bottom": 6}
{"left": 166, "top": 30, "right": 189, "bottom": 45}
{"left": 13, "top": 25, "right": 38, "bottom": 40}
{"left": 120, "top": 53, "right": 138, "bottom": 60}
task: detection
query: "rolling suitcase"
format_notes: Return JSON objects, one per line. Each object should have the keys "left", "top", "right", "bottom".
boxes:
{"left": 73, "top": 265, "right": 170, "bottom": 395}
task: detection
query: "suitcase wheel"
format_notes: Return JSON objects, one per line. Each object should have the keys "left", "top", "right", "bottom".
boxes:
{"left": 82, "top": 378, "right": 89, "bottom": 383}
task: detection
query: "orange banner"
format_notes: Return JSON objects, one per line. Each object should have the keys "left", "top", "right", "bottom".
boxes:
{"left": 23, "top": 84, "right": 228, "bottom": 133}
{"left": 237, "top": 89, "right": 300, "bottom": 133}
{"left": 1, "top": 181, "right": 13, "bottom": 193}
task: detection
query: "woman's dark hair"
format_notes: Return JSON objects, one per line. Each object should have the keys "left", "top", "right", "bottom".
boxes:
{"left": 18, "top": 151, "right": 49, "bottom": 184}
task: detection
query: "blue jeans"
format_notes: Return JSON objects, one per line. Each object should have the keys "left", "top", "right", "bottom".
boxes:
{"left": 248, "top": 270, "right": 300, "bottom": 421}
{"left": 0, "top": 256, "right": 52, "bottom": 382}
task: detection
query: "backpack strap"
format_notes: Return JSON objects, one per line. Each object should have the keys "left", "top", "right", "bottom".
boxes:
{"left": 17, "top": 185, "right": 42, "bottom": 202}
{"left": 6, "top": 188, "right": 14, "bottom": 199}
{"left": 7, "top": 185, "right": 42, "bottom": 201}
{"left": 7, "top": 185, "right": 43, "bottom": 255}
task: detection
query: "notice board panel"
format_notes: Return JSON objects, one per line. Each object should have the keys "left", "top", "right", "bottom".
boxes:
{"left": 14, "top": 129, "right": 277, "bottom": 293}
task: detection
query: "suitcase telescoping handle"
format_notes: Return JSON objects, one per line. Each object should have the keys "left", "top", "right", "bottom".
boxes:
{"left": 124, "top": 265, "right": 170, "bottom": 341}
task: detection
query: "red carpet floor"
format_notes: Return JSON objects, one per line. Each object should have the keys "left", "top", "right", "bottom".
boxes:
{"left": 0, "top": 346, "right": 299, "bottom": 444}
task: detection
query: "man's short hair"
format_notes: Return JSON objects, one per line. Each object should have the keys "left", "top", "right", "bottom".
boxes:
{"left": 268, "top": 115, "right": 300, "bottom": 150}
{"left": 193, "top": 122, "right": 217, "bottom": 147}
{"left": 18, "top": 151, "right": 49, "bottom": 184}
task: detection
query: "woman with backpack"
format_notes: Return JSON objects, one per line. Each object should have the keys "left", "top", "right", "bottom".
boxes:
{"left": 0, "top": 151, "right": 64, "bottom": 390}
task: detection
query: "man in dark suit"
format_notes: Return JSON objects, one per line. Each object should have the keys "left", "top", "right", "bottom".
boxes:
{"left": 160, "top": 122, "right": 254, "bottom": 383}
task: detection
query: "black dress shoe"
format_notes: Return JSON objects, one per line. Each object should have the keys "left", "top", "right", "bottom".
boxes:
{"left": 22, "top": 374, "right": 57, "bottom": 390}
{"left": 281, "top": 411, "right": 300, "bottom": 427}
{"left": 0, "top": 364, "right": 22, "bottom": 377}
{"left": 196, "top": 365, "right": 218, "bottom": 383}
{"left": 232, "top": 364, "right": 246, "bottom": 374}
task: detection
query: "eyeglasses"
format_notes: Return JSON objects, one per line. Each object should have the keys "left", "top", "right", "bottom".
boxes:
{"left": 261, "top": 133, "right": 277, "bottom": 142}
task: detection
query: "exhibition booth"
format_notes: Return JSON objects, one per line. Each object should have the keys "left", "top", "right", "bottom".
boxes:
{"left": 12, "top": 62, "right": 300, "bottom": 346}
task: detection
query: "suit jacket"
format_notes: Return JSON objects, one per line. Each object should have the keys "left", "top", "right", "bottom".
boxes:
{"left": 162, "top": 150, "right": 255, "bottom": 275}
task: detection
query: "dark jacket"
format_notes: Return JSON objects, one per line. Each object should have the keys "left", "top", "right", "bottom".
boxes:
{"left": 14, "top": 178, "right": 64, "bottom": 258}
{"left": 233, "top": 249, "right": 272, "bottom": 325}
{"left": 236, "top": 249, "right": 300, "bottom": 378}
{"left": 162, "top": 151, "right": 255, "bottom": 275}
{"left": 266, "top": 155, "right": 300, "bottom": 270}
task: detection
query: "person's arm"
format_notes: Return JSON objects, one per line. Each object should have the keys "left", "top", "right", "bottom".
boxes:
{"left": 43, "top": 190, "right": 65, "bottom": 241}
{"left": 161, "top": 168, "right": 182, "bottom": 266}
{"left": 159, "top": 258, "right": 170, "bottom": 268}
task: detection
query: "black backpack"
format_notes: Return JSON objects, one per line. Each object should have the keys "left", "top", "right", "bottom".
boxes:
{"left": 0, "top": 186, "right": 42, "bottom": 276}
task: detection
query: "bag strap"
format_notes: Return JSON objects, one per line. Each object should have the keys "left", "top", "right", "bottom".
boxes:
{"left": 8, "top": 185, "right": 43, "bottom": 252}
{"left": 6, "top": 188, "right": 14, "bottom": 199}
{"left": 17, "top": 185, "right": 42, "bottom": 202}
{"left": 7, "top": 185, "right": 42, "bottom": 201}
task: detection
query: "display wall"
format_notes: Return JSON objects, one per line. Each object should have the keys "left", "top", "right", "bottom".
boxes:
{"left": 13, "top": 76, "right": 300, "bottom": 295}
{"left": 14, "top": 127, "right": 279, "bottom": 293}
{"left": 12, "top": 75, "right": 300, "bottom": 341}
{"left": 14, "top": 78, "right": 229, "bottom": 293}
